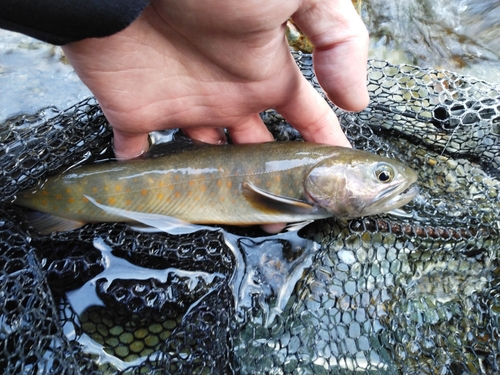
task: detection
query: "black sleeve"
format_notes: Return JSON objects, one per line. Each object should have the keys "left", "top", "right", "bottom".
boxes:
{"left": 0, "top": 0, "right": 151, "bottom": 45}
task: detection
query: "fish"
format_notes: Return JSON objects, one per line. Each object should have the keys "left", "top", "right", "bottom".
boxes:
{"left": 14, "top": 142, "right": 419, "bottom": 234}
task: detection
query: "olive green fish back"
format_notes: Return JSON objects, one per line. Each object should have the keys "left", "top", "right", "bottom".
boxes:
{"left": 0, "top": 55, "right": 499, "bottom": 374}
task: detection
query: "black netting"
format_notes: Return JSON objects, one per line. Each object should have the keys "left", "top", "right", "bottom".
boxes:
{"left": 0, "top": 54, "right": 499, "bottom": 374}
{"left": 0, "top": 206, "right": 80, "bottom": 375}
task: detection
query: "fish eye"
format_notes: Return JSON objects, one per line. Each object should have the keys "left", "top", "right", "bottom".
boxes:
{"left": 374, "top": 164, "right": 394, "bottom": 183}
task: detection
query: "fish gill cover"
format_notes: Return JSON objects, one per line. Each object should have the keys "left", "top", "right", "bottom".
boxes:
{"left": 0, "top": 53, "right": 499, "bottom": 374}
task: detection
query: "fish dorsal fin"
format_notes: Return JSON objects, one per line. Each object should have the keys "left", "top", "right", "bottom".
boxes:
{"left": 242, "top": 181, "right": 316, "bottom": 215}
{"left": 24, "top": 211, "right": 86, "bottom": 235}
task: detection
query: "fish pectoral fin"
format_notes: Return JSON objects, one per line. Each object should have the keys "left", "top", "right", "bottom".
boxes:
{"left": 242, "top": 181, "right": 316, "bottom": 214}
{"left": 24, "top": 211, "right": 86, "bottom": 235}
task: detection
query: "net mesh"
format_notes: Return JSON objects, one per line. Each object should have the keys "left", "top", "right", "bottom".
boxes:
{"left": 0, "top": 53, "right": 499, "bottom": 374}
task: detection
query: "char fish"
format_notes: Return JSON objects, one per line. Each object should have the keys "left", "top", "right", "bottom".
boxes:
{"left": 15, "top": 142, "right": 418, "bottom": 234}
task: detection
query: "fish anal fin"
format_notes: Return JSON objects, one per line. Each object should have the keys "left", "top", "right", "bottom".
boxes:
{"left": 24, "top": 211, "right": 86, "bottom": 235}
{"left": 242, "top": 181, "right": 316, "bottom": 215}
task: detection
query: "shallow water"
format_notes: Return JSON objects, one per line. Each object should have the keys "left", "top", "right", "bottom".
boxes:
{"left": 0, "top": 30, "right": 91, "bottom": 122}
{"left": 363, "top": 0, "right": 500, "bottom": 83}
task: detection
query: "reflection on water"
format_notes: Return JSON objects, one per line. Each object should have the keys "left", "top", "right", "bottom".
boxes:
{"left": 60, "top": 227, "right": 319, "bottom": 372}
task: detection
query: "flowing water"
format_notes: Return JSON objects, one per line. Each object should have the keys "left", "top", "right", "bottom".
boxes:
{"left": 362, "top": 0, "right": 500, "bottom": 82}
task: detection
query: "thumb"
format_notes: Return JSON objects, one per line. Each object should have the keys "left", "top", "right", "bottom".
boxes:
{"left": 293, "top": 0, "right": 369, "bottom": 111}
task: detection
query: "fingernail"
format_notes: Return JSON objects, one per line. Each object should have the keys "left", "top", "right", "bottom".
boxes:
{"left": 112, "top": 135, "right": 150, "bottom": 161}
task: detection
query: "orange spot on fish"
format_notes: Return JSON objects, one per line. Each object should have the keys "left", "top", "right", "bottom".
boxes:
{"left": 158, "top": 181, "right": 165, "bottom": 188}
{"left": 217, "top": 180, "right": 223, "bottom": 188}
{"left": 266, "top": 181, "right": 272, "bottom": 188}
{"left": 92, "top": 187, "right": 98, "bottom": 193}
{"left": 65, "top": 188, "right": 72, "bottom": 194}
{"left": 200, "top": 185, "right": 207, "bottom": 192}
{"left": 108, "top": 197, "right": 117, "bottom": 205}
{"left": 187, "top": 191, "right": 192, "bottom": 197}
{"left": 41, "top": 190, "right": 48, "bottom": 196}
{"left": 175, "top": 191, "right": 181, "bottom": 199}
{"left": 220, "top": 196, "right": 225, "bottom": 203}
{"left": 55, "top": 194, "right": 63, "bottom": 200}
{"left": 274, "top": 175, "right": 281, "bottom": 182}
{"left": 169, "top": 185, "right": 174, "bottom": 190}
{"left": 188, "top": 180, "right": 195, "bottom": 187}
{"left": 157, "top": 193, "right": 164, "bottom": 200}
{"left": 125, "top": 200, "right": 132, "bottom": 206}
{"left": 174, "top": 175, "right": 180, "bottom": 181}
{"left": 115, "top": 185, "right": 122, "bottom": 192}
{"left": 226, "top": 181, "right": 232, "bottom": 189}
{"left": 82, "top": 197, "right": 89, "bottom": 203}
{"left": 141, "top": 189, "right": 148, "bottom": 196}
{"left": 68, "top": 198, "right": 75, "bottom": 204}
{"left": 41, "top": 199, "right": 48, "bottom": 206}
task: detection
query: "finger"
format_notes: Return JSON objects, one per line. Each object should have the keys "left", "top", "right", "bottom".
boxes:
{"left": 261, "top": 223, "right": 287, "bottom": 233}
{"left": 276, "top": 69, "right": 351, "bottom": 147}
{"left": 228, "top": 113, "right": 275, "bottom": 144}
{"left": 183, "top": 127, "right": 228, "bottom": 145}
{"left": 293, "top": 0, "right": 369, "bottom": 111}
{"left": 113, "top": 130, "right": 150, "bottom": 160}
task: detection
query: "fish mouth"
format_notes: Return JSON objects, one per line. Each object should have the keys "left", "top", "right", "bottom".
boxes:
{"left": 374, "top": 182, "right": 419, "bottom": 210}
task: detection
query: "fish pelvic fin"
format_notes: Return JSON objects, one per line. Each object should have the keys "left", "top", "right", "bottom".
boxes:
{"left": 242, "top": 181, "right": 317, "bottom": 215}
{"left": 24, "top": 211, "right": 86, "bottom": 235}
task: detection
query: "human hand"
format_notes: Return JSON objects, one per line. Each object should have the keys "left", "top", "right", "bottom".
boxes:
{"left": 62, "top": 0, "right": 369, "bottom": 160}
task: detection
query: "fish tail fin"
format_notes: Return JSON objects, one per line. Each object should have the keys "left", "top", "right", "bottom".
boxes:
{"left": 23, "top": 211, "right": 86, "bottom": 235}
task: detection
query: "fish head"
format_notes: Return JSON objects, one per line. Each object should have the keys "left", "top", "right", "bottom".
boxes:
{"left": 304, "top": 149, "right": 418, "bottom": 219}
